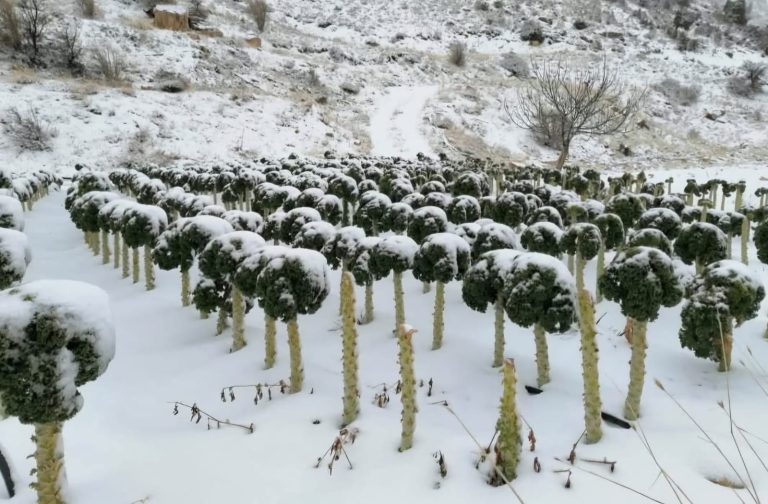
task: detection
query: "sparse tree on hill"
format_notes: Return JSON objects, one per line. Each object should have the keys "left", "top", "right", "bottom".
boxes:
{"left": 506, "top": 59, "right": 645, "bottom": 170}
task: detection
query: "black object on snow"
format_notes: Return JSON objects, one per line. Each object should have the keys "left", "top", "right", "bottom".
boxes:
{"left": 0, "top": 445, "right": 14, "bottom": 498}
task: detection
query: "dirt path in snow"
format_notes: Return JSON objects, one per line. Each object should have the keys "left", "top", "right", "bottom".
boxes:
{"left": 368, "top": 85, "right": 438, "bottom": 158}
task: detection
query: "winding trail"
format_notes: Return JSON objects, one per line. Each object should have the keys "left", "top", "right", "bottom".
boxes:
{"left": 369, "top": 85, "right": 438, "bottom": 158}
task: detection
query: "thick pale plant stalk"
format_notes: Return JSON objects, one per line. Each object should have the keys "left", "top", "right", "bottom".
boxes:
{"left": 33, "top": 422, "right": 65, "bottom": 504}
{"left": 726, "top": 233, "right": 732, "bottom": 259}
{"left": 180, "top": 269, "right": 190, "bottom": 307}
{"left": 398, "top": 325, "right": 417, "bottom": 452}
{"left": 596, "top": 241, "right": 605, "bottom": 303}
{"left": 363, "top": 283, "right": 374, "bottom": 324}
{"left": 131, "top": 248, "right": 140, "bottom": 284}
{"left": 216, "top": 307, "right": 228, "bottom": 336}
{"left": 624, "top": 318, "right": 648, "bottom": 420}
{"left": 144, "top": 245, "right": 155, "bottom": 290}
{"left": 422, "top": 281, "right": 431, "bottom": 294}
{"left": 101, "top": 230, "right": 110, "bottom": 264}
{"left": 264, "top": 314, "right": 277, "bottom": 369}
{"left": 495, "top": 359, "right": 521, "bottom": 482}
{"left": 741, "top": 217, "right": 750, "bottom": 265}
{"left": 200, "top": 310, "right": 210, "bottom": 320}
{"left": 431, "top": 281, "right": 445, "bottom": 350}
{"left": 121, "top": 241, "right": 129, "bottom": 279}
{"left": 287, "top": 318, "right": 304, "bottom": 393}
{"left": 341, "top": 272, "right": 360, "bottom": 426}
{"left": 533, "top": 323, "right": 550, "bottom": 386}
{"left": 718, "top": 317, "right": 733, "bottom": 373}
{"left": 567, "top": 254, "right": 574, "bottom": 274}
{"left": 576, "top": 258, "right": 603, "bottom": 444}
{"left": 492, "top": 295, "right": 505, "bottom": 368}
{"left": 393, "top": 271, "right": 405, "bottom": 338}
{"left": 231, "top": 287, "right": 246, "bottom": 351}
{"left": 113, "top": 232, "right": 120, "bottom": 269}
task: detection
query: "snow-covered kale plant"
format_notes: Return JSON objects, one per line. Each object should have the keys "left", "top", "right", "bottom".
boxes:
{"left": 0, "top": 195, "right": 25, "bottom": 231}
{"left": 412, "top": 233, "right": 471, "bottom": 350}
{"left": 462, "top": 250, "right": 520, "bottom": 367}
{"left": 502, "top": 253, "right": 576, "bottom": 387}
{"left": 254, "top": 248, "right": 330, "bottom": 392}
{"left": 679, "top": 260, "right": 764, "bottom": 371}
{"left": 520, "top": 222, "right": 563, "bottom": 257}
{"left": 0, "top": 228, "right": 31, "bottom": 289}
{"left": 153, "top": 216, "right": 234, "bottom": 306}
{"left": 471, "top": 222, "right": 519, "bottom": 257}
{"left": 599, "top": 247, "right": 683, "bottom": 419}
{"left": 369, "top": 235, "right": 418, "bottom": 338}
{"left": 120, "top": 204, "right": 168, "bottom": 290}
{"left": 0, "top": 281, "right": 115, "bottom": 504}
{"left": 674, "top": 222, "right": 728, "bottom": 273}
{"left": 198, "top": 232, "right": 266, "bottom": 350}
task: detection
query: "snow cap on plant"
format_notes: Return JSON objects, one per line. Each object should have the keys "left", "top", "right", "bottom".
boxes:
{"left": 472, "top": 222, "right": 519, "bottom": 258}
{"left": 600, "top": 246, "right": 683, "bottom": 321}
{"left": 521, "top": 222, "right": 563, "bottom": 256}
{"left": 0, "top": 280, "right": 115, "bottom": 424}
{"left": 502, "top": 252, "right": 577, "bottom": 333}
{"left": 408, "top": 206, "right": 448, "bottom": 243}
{"left": 637, "top": 208, "right": 683, "bottom": 239}
{"left": 674, "top": 222, "right": 728, "bottom": 268}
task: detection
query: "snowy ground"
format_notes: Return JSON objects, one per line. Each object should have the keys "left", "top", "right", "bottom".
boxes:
{"left": 0, "top": 169, "right": 767, "bottom": 503}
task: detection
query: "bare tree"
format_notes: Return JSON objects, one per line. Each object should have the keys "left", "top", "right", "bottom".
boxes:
{"left": 17, "top": 0, "right": 50, "bottom": 63}
{"left": 61, "top": 21, "right": 82, "bottom": 71}
{"left": 506, "top": 59, "right": 645, "bottom": 170}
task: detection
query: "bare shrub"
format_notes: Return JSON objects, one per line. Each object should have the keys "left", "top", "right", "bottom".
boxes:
{"left": 2, "top": 107, "right": 55, "bottom": 151}
{"left": 506, "top": 59, "right": 646, "bottom": 169}
{"left": 448, "top": 41, "right": 466, "bottom": 67}
{"left": 0, "top": 0, "right": 21, "bottom": 50}
{"left": 743, "top": 61, "right": 766, "bottom": 92}
{"left": 653, "top": 78, "right": 700, "bottom": 106}
{"left": 247, "top": 0, "right": 268, "bottom": 31}
{"left": 728, "top": 62, "right": 766, "bottom": 97}
{"left": 500, "top": 51, "right": 529, "bottom": 77}
{"left": 60, "top": 21, "right": 82, "bottom": 71}
{"left": 93, "top": 46, "right": 127, "bottom": 82}
{"left": 189, "top": 0, "right": 208, "bottom": 29}
{"left": 78, "top": 0, "right": 95, "bottom": 18}
{"left": 18, "top": 0, "right": 50, "bottom": 63}
{"left": 727, "top": 76, "right": 752, "bottom": 97}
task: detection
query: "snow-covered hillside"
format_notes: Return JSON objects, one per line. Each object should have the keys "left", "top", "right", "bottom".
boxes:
{"left": 0, "top": 0, "right": 766, "bottom": 174}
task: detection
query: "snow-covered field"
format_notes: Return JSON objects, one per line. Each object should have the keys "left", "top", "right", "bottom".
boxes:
{"left": 0, "top": 166, "right": 767, "bottom": 504}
